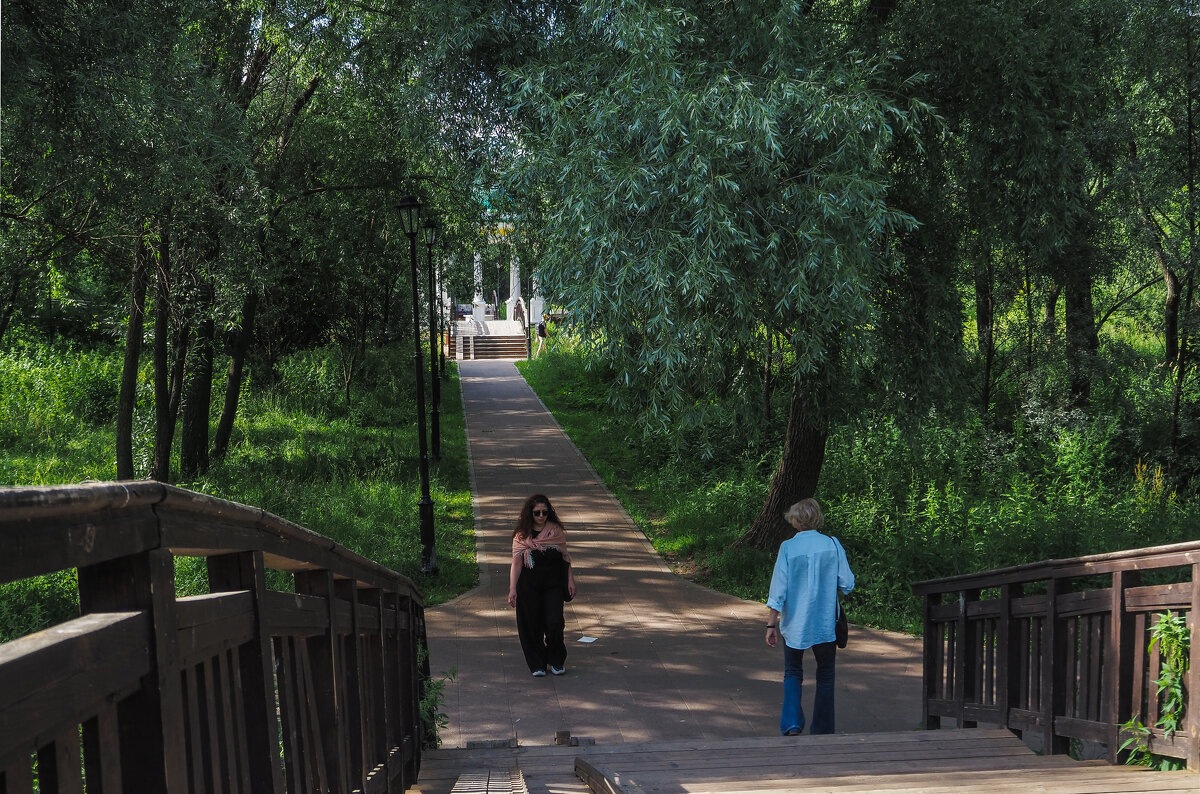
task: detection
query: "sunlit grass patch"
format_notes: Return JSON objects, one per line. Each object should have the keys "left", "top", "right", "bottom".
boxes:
{"left": 0, "top": 343, "right": 477, "bottom": 641}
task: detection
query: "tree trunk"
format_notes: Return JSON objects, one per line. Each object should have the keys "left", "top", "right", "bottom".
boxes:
{"left": 168, "top": 323, "right": 190, "bottom": 435}
{"left": 1062, "top": 247, "right": 1098, "bottom": 408}
{"left": 737, "top": 386, "right": 829, "bottom": 551}
{"left": 1160, "top": 260, "right": 1181, "bottom": 367}
{"left": 116, "top": 236, "right": 150, "bottom": 480}
{"left": 380, "top": 277, "right": 394, "bottom": 346}
{"left": 974, "top": 243, "right": 995, "bottom": 416}
{"left": 1131, "top": 145, "right": 1184, "bottom": 366}
{"left": 1042, "top": 283, "right": 1061, "bottom": 340}
{"left": 763, "top": 332, "right": 773, "bottom": 423}
{"left": 180, "top": 283, "right": 215, "bottom": 479}
{"left": 0, "top": 264, "right": 22, "bottom": 345}
{"left": 211, "top": 290, "right": 258, "bottom": 461}
{"left": 153, "top": 223, "right": 173, "bottom": 482}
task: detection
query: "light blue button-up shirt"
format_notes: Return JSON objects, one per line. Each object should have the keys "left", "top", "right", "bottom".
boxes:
{"left": 766, "top": 530, "right": 855, "bottom": 650}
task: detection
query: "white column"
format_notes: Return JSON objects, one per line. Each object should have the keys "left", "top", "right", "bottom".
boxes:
{"left": 441, "top": 253, "right": 453, "bottom": 319}
{"left": 530, "top": 273, "right": 544, "bottom": 324}
{"left": 472, "top": 251, "right": 487, "bottom": 322}
{"left": 505, "top": 251, "right": 523, "bottom": 323}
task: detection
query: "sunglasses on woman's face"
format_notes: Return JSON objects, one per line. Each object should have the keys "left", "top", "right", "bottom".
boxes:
{"left": 532, "top": 509, "right": 549, "bottom": 517}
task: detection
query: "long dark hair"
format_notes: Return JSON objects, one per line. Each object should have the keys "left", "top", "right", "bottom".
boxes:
{"left": 513, "top": 493, "right": 563, "bottom": 539}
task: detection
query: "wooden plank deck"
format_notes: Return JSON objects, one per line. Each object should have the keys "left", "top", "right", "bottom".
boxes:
{"left": 415, "top": 729, "right": 1198, "bottom": 794}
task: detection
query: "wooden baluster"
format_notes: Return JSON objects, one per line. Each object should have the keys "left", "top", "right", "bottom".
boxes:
{"left": 1106, "top": 568, "right": 1139, "bottom": 763}
{"left": 295, "top": 570, "right": 351, "bottom": 794}
{"left": 998, "top": 583, "right": 1020, "bottom": 735}
{"left": 199, "top": 657, "right": 223, "bottom": 791}
{"left": 1065, "top": 616, "right": 1079, "bottom": 725}
{"left": 1148, "top": 615, "right": 1163, "bottom": 729}
{"left": 379, "top": 591, "right": 401, "bottom": 789}
{"left": 921, "top": 592, "right": 940, "bottom": 730}
{"left": 335, "top": 578, "right": 365, "bottom": 791}
{"left": 399, "top": 596, "right": 423, "bottom": 787}
{"left": 207, "top": 551, "right": 283, "bottom": 794}
{"left": 82, "top": 706, "right": 122, "bottom": 793}
{"left": 38, "top": 726, "right": 83, "bottom": 794}
{"left": 182, "top": 666, "right": 207, "bottom": 793}
{"left": 4, "top": 753, "right": 35, "bottom": 793}
{"left": 359, "top": 588, "right": 388, "bottom": 785}
{"left": 274, "top": 638, "right": 301, "bottom": 794}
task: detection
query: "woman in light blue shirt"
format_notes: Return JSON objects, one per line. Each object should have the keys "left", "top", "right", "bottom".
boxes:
{"left": 764, "top": 498, "right": 854, "bottom": 735}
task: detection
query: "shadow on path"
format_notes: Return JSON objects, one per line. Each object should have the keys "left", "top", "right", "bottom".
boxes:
{"left": 425, "top": 360, "right": 923, "bottom": 750}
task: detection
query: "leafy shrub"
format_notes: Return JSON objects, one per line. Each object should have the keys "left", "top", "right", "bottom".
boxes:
{"left": 520, "top": 350, "right": 1200, "bottom": 634}
{"left": 0, "top": 572, "right": 79, "bottom": 643}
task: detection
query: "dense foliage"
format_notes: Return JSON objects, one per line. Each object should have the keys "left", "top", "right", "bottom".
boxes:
{"left": 500, "top": 0, "right": 1200, "bottom": 550}
{"left": 2, "top": 0, "right": 497, "bottom": 482}
{"left": 4, "top": 0, "right": 1200, "bottom": 633}
{"left": 521, "top": 344, "right": 1200, "bottom": 633}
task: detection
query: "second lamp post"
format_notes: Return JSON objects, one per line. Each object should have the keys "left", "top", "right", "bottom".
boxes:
{"left": 423, "top": 218, "right": 441, "bottom": 460}
{"left": 397, "top": 195, "right": 436, "bottom": 574}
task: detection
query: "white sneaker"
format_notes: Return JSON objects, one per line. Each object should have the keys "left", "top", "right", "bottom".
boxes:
{"left": 550, "top": 665, "right": 566, "bottom": 676}
{"left": 532, "top": 669, "right": 547, "bottom": 677}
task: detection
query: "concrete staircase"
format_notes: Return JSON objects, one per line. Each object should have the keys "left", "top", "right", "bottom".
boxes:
{"left": 455, "top": 320, "right": 528, "bottom": 360}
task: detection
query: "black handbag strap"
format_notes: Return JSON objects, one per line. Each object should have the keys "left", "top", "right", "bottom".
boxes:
{"left": 827, "top": 535, "right": 843, "bottom": 617}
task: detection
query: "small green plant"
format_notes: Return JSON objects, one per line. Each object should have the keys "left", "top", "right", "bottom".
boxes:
{"left": 418, "top": 643, "right": 457, "bottom": 750}
{"left": 1120, "top": 611, "right": 1190, "bottom": 770}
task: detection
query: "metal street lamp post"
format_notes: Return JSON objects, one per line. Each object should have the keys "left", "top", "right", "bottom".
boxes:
{"left": 423, "top": 218, "right": 441, "bottom": 460}
{"left": 396, "top": 195, "right": 437, "bottom": 574}
{"left": 438, "top": 249, "right": 447, "bottom": 379}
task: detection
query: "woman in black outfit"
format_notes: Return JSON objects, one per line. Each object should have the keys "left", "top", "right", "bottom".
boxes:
{"left": 508, "top": 494, "right": 576, "bottom": 676}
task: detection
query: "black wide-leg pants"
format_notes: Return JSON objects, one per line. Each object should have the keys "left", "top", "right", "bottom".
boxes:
{"left": 515, "top": 572, "right": 567, "bottom": 673}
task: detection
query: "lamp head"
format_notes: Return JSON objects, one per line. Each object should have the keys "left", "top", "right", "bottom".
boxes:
{"left": 395, "top": 195, "right": 421, "bottom": 236}
{"left": 423, "top": 217, "right": 439, "bottom": 247}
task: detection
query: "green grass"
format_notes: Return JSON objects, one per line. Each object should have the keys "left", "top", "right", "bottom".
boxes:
{"left": 518, "top": 345, "right": 1200, "bottom": 635}
{"left": 0, "top": 342, "right": 477, "bottom": 641}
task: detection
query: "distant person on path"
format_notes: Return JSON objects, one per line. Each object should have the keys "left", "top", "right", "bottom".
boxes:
{"left": 509, "top": 494, "right": 576, "bottom": 676}
{"left": 536, "top": 319, "right": 548, "bottom": 355}
{"left": 764, "top": 498, "right": 854, "bottom": 735}
{"left": 513, "top": 299, "right": 526, "bottom": 329}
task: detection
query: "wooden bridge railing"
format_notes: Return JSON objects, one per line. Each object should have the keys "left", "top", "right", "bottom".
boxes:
{"left": 0, "top": 481, "right": 428, "bottom": 793}
{"left": 913, "top": 540, "right": 1200, "bottom": 769}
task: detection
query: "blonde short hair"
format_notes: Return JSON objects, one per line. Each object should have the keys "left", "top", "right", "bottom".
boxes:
{"left": 784, "top": 498, "right": 824, "bottom": 532}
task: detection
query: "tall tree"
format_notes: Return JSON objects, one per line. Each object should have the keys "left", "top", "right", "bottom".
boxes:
{"left": 506, "top": 0, "right": 928, "bottom": 549}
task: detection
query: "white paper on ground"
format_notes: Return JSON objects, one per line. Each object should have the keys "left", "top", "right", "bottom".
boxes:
{"left": 577, "top": 636, "right": 597, "bottom": 643}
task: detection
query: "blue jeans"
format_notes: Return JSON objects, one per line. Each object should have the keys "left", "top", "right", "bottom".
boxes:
{"left": 780, "top": 641, "right": 836, "bottom": 735}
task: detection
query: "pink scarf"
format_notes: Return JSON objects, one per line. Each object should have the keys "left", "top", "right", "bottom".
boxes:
{"left": 512, "top": 522, "right": 571, "bottom": 569}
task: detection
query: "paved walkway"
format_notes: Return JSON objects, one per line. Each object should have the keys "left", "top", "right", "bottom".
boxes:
{"left": 425, "top": 360, "right": 924, "bottom": 751}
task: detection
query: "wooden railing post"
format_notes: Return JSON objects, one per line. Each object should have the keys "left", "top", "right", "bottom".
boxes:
{"left": 998, "top": 582, "right": 1021, "bottom": 736}
{"left": 922, "top": 592, "right": 940, "bottom": 730}
{"left": 78, "top": 549, "right": 186, "bottom": 793}
{"left": 207, "top": 551, "right": 284, "bottom": 793}
{"left": 1188, "top": 563, "right": 1200, "bottom": 770}
{"left": 956, "top": 588, "right": 980, "bottom": 728}
{"left": 1042, "top": 575, "right": 1070, "bottom": 755}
